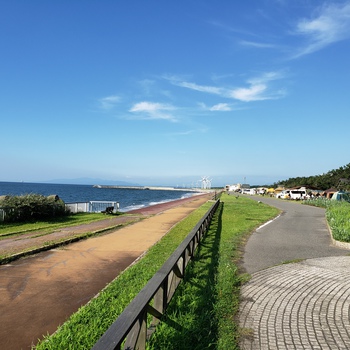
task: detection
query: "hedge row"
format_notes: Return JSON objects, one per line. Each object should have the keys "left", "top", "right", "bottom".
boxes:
{"left": 0, "top": 194, "right": 69, "bottom": 223}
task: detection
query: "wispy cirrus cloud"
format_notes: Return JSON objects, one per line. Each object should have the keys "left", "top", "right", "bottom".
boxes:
{"left": 292, "top": 2, "right": 350, "bottom": 58}
{"left": 98, "top": 95, "right": 121, "bottom": 110}
{"left": 209, "top": 103, "right": 232, "bottom": 111}
{"left": 239, "top": 40, "right": 277, "bottom": 49}
{"left": 129, "top": 101, "right": 178, "bottom": 122}
{"left": 174, "top": 81, "right": 223, "bottom": 95}
{"left": 231, "top": 71, "right": 287, "bottom": 102}
{"left": 168, "top": 71, "right": 286, "bottom": 102}
{"left": 199, "top": 102, "right": 233, "bottom": 111}
{"left": 198, "top": 102, "right": 246, "bottom": 112}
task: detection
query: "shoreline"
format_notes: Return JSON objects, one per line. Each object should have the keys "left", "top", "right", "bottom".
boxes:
{"left": 125, "top": 191, "right": 213, "bottom": 215}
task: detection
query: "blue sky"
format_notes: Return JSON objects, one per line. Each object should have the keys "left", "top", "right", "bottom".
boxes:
{"left": 1, "top": 0, "right": 350, "bottom": 187}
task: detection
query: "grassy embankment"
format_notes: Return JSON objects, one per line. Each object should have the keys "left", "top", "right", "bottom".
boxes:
{"left": 0, "top": 213, "right": 122, "bottom": 237}
{"left": 303, "top": 198, "right": 350, "bottom": 242}
{"left": 34, "top": 193, "right": 279, "bottom": 349}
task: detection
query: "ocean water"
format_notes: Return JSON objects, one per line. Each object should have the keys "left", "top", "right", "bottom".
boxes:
{"left": 0, "top": 182, "right": 198, "bottom": 212}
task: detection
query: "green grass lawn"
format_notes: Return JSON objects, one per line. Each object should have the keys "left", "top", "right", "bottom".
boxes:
{"left": 0, "top": 212, "right": 125, "bottom": 238}
{"left": 148, "top": 193, "right": 279, "bottom": 349}
{"left": 34, "top": 195, "right": 279, "bottom": 349}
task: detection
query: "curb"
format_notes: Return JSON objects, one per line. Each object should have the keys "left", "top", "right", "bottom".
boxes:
{"left": 327, "top": 221, "right": 350, "bottom": 250}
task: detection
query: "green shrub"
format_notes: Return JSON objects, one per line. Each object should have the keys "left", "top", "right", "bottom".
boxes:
{"left": 302, "top": 197, "right": 332, "bottom": 208}
{"left": 303, "top": 198, "right": 350, "bottom": 242}
{"left": 326, "top": 201, "right": 350, "bottom": 242}
{"left": 0, "top": 194, "right": 68, "bottom": 223}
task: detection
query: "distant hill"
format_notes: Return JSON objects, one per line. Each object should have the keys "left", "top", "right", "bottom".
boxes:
{"left": 275, "top": 163, "right": 350, "bottom": 191}
{"left": 42, "top": 178, "right": 141, "bottom": 186}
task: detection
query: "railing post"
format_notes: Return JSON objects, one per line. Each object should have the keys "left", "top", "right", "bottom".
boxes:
{"left": 124, "top": 309, "right": 148, "bottom": 349}
{"left": 151, "top": 277, "right": 168, "bottom": 326}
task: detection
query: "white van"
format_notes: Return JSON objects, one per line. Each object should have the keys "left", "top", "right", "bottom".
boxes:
{"left": 242, "top": 189, "right": 256, "bottom": 195}
{"left": 289, "top": 190, "right": 306, "bottom": 200}
{"left": 276, "top": 189, "right": 306, "bottom": 200}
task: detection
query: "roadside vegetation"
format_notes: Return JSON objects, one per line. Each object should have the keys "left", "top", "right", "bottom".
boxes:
{"left": 34, "top": 194, "right": 279, "bottom": 350}
{"left": 303, "top": 198, "right": 350, "bottom": 242}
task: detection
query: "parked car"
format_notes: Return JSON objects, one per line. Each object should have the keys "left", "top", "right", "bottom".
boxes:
{"left": 276, "top": 190, "right": 290, "bottom": 199}
{"left": 242, "top": 189, "right": 256, "bottom": 195}
{"left": 276, "top": 189, "right": 306, "bottom": 200}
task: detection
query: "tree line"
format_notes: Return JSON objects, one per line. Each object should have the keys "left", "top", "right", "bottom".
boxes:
{"left": 274, "top": 163, "right": 350, "bottom": 191}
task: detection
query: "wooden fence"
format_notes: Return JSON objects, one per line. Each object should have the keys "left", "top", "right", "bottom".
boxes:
{"left": 92, "top": 198, "right": 220, "bottom": 350}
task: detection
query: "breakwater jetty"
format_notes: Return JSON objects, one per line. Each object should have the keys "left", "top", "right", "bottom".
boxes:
{"left": 93, "top": 185, "right": 201, "bottom": 192}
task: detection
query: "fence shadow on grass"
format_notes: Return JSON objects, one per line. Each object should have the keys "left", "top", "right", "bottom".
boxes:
{"left": 147, "top": 202, "right": 224, "bottom": 350}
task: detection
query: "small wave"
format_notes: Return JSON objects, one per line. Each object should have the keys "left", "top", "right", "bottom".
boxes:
{"left": 146, "top": 200, "right": 171, "bottom": 207}
{"left": 119, "top": 204, "right": 145, "bottom": 212}
{"left": 148, "top": 195, "right": 191, "bottom": 207}
{"left": 181, "top": 192, "right": 198, "bottom": 199}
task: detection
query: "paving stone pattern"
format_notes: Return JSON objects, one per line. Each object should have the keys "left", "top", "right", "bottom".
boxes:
{"left": 239, "top": 256, "right": 350, "bottom": 349}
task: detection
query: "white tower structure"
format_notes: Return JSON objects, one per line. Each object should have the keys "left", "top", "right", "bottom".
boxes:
{"left": 200, "top": 176, "right": 212, "bottom": 189}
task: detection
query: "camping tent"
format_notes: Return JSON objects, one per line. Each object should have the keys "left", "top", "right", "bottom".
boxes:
{"left": 331, "top": 191, "right": 350, "bottom": 202}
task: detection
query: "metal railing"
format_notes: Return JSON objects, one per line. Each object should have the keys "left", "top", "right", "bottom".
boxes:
{"left": 65, "top": 201, "right": 119, "bottom": 213}
{"left": 92, "top": 199, "right": 220, "bottom": 350}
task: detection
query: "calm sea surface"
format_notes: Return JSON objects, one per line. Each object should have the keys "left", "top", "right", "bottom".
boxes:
{"left": 0, "top": 182, "right": 198, "bottom": 212}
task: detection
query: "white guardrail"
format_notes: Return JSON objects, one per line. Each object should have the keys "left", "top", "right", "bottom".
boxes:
{"left": 65, "top": 201, "right": 119, "bottom": 214}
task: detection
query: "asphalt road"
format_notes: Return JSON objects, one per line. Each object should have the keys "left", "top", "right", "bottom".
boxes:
{"left": 241, "top": 195, "right": 350, "bottom": 274}
{"left": 238, "top": 195, "right": 350, "bottom": 349}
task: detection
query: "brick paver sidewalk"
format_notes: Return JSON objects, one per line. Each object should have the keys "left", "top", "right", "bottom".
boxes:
{"left": 239, "top": 196, "right": 350, "bottom": 350}
{"left": 239, "top": 256, "right": 350, "bottom": 349}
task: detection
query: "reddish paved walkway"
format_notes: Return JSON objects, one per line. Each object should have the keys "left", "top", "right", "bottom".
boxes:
{"left": 0, "top": 193, "right": 212, "bottom": 350}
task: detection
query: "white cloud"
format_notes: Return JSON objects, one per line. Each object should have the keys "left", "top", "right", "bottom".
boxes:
{"left": 229, "top": 84, "right": 268, "bottom": 102}
{"left": 129, "top": 101, "right": 177, "bottom": 122}
{"left": 171, "top": 70, "right": 286, "bottom": 103}
{"left": 174, "top": 81, "right": 223, "bottom": 95}
{"left": 170, "top": 130, "right": 195, "bottom": 136}
{"left": 248, "top": 71, "right": 285, "bottom": 84}
{"left": 226, "top": 71, "right": 287, "bottom": 102}
{"left": 292, "top": 2, "right": 350, "bottom": 58}
{"left": 239, "top": 40, "right": 277, "bottom": 49}
{"left": 98, "top": 95, "right": 121, "bottom": 110}
{"left": 209, "top": 103, "right": 232, "bottom": 111}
